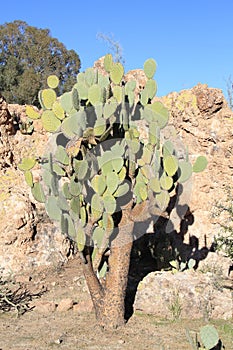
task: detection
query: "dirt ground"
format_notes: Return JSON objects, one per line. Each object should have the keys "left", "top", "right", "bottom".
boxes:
{"left": 0, "top": 258, "right": 232, "bottom": 350}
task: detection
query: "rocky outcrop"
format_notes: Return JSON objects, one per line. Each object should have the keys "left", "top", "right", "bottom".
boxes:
{"left": 0, "top": 94, "right": 15, "bottom": 169}
{"left": 135, "top": 267, "right": 232, "bottom": 320}
{"left": 160, "top": 84, "right": 233, "bottom": 249}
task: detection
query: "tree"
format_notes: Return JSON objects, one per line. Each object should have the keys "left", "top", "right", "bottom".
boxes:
{"left": 18, "top": 54, "right": 207, "bottom": 329}
{"left": 0, "top": 20, "right": 81, "bottom": 106}
{"left": 97, "top": 32, "right": 125, "bottom": 64}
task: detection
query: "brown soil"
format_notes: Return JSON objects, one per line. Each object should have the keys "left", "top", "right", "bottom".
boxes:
{"left": 0, "top": 258, "right": 232, "bottom": 350}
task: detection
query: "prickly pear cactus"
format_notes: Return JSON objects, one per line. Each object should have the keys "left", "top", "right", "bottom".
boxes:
{"left": 19, "top": 54, "right": 207, "bottom": 274}
{"left": 200, "top": 325, "right": 220, "bottom": 350}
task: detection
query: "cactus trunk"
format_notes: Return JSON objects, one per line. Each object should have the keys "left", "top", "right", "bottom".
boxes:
{"left": 83, "top": 207, "right": 134, "bottom": 329}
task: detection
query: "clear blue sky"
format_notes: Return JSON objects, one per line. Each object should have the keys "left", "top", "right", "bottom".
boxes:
{"left": 1, "top": 0, "right": 233, "bottom": 99}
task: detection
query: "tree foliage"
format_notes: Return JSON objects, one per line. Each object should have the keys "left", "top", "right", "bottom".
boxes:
{"left": 0, "top": 20, "right": 81, "bottom": 106}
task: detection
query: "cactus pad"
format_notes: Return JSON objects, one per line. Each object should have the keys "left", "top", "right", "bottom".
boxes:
{"left": 47, "top": 75, "right": 59, "bottom": 89}
{"left": 143, "top": 58, "right": 157, "bottom": 79}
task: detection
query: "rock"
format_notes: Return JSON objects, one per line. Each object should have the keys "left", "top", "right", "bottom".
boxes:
{"left": 0, "top": 93, "right": 15, "bottom": 169}
{"left": 33, "top": 300, "right": 57, "bottom": 314}
{"left": 56, "top": 298, "right": 74, "bottom": 312}
{"left": 197, "top": 251, "right": 232, "bottom": 277}
{"left": 135, "top": 270, "right": 232, "bottom": 320}
{"left": 73, "top": 299, "right": 93, "bottom": 314}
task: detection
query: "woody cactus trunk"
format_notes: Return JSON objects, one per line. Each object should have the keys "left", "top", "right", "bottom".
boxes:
{"left": 19, "top": 54, "right": 207, "bottom": 328}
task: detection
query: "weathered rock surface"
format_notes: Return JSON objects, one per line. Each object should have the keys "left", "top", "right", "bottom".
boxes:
{"left": 135, "top": 268, "right": 232, "bottom": 320}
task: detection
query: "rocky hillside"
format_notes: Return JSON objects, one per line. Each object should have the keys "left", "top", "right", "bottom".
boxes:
{"left": 0, "top": 73, "right": 232, "bottom": 279}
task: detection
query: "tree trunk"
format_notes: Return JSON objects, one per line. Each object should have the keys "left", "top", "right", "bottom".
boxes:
{"left": 82, "top": 207, "right": 134, "bottom": 329}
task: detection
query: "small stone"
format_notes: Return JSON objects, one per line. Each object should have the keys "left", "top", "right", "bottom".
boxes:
{"left": 56, "top": 298, "right": 73, "bottom": 312}
{"left": 33, "top": 300, "right": 56, "bottom": 314}
{"left": 73, "top": 299, "right": 93, "bottom": 314}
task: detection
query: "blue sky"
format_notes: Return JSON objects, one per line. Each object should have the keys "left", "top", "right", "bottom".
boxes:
{"left": 1, "top": 0, "right": 233, "bottom": 99}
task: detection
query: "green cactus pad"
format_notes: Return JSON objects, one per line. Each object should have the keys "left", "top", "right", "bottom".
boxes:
{"left": 98, "top": 74, "right": 110, "bottom": 89}
{"left": 104, "top": 54, "right": 113, "bottom": 73}
{"left": 72, "top": 87, "right": 80, "bottom": 110}
{"left": 60, "top": 92, "right": 73, "bottom": 114}
{"left": 125, "top": 80, "right": 136, "bottom": 94}
{"left": 111, "top": 142, "right": 126, "bottom": 157}
{"left": 118, "top": 166, "right": 126, "bottom": 183}
{"left": 69, "top": 178, "right": 82, "bottom": 197}
{"left": 31, "top": 182, "right": 46, "bottom": 203}
{"left": 139, "top": 183, "right": 148, "bottom": 201}
{"left": 62, "top": 182, "right": 72, "bottom": 200}
{"left": 55, "top": 145, "right": 69, "bottom": 165}
{"left": 111, "top": 157, "right": 124, "bottom": 173}
{"left": 103, "top": 194, "right": 116, "bottom": 214}
{"left": 98, "top": 261, "right": 108, "bottom": 278}
{"left": 57, "top": 194, "right": 69, "bottom": 211}
{"left": 112, "top": 85, "right": 122, "bottom": 103}
{"left": 65, "top": 214, "right": 76, "bottom": 240}
{"left": 148, "top": 177, "right": 161, "bottom": 193}
{"left": 18, "top": 157, "right": 36, "bottom": 171}
{"left": 94, "top": 118, "right": 107, "bottom": 136}
{"left": 143, "top": 58, "right": 157, "bottom": 79}
{"left": 84, "top": 68, "right": 95, "bottom": 87}
{"left": 70, "top": 197, "right": 80, "bottom": 215}
{"left": 51, "top": 175, "right": 59, "bottom": 196}
{"left": 41, "top": 110, "right": 61, "bottom": 132}
{"left": 47, "top": 75, "right": 59, "bottom": 89}
{"left": 88, "top": 84, "right": 103, "bottom": 105}
{"left": 41, "top": 169, "right": 53, "bottom": 187}
{"left": 52, "top": 101, "right": 65, "bottom": 120}
{"left": 160, "top": 173, "right": 173, "bottom": 191}
{"left": 127, "top": 90, "right": 135, "bottom": 107}
{"left": 192, "top": 155, "right": 207, "bottom": 173}
{"left": 163, "top": 140, "right": 174, "bottom": 157}
{"left": 91, "top": 174, "right": 106, "bottom": 196}
{"left": 140, "top": 89, "right": 149, "bottom": 106}
{"left": 38, "top": 90, "right": 46, "bottom": 110}
{"left": 92, "top": 226, "right": 106, "bottom": 248}
{"left": 163, "top": 155, "right": 178, "bottom": 176}
{"left": 145, "top": 79, "right": 157, "bottom": 99}
{"left": 45, "top": 196, "right": 61, "bottom": 221}
{"left": 24, "top": 170, "right": 33, "bottom": 187}
{"left": 110, "top": 62, "right": 124, "bottom": 85}
{"left": 156, "top": 190, "right": 170, "bottom": 211}
{"left": 103, "top": 99, "right": 118, "bottom": 119}
{"left": 53, "top": 163, "right": 66, "bottom": 176}
{"left": 77, "top": 160, "right": 89, "bottom": 180}
{"left": 106, "top": 172, "right": 119, "bottom": 194}
{"left": 91, "top": 193, "right": 104, "bottom": 221}
{"left": 60, "top": 214, "right": 68, "bottom": 235}
{"left": 98, "top": 151, "right": 113, "bottom": 170}
{"left": 178, "top": 160, "right": 193, "bottom": 183}
{"left": 114, "top": 182, "right": 130, "bottom": 197}
{"left": 80, "top": 206, "right": 87, "bottom": 227}
{"left": 200, "top": 325, "right": 219, "bottom": 350}
{"left": 61, "top": 114, "right": 82, "bottom": 139}
{"left": 26, "top": 105, "right": 40, "bottom": 120}
{"left": 74, "top": 82, "right": 88, "bottom": 100}
{"left": 41, "top": 88, "right": 57, "bottom": 109}
{"left": 77, "top": 72, "right": 85, "bottom": 84}
{"left": 145, "top": 101, "right": 169, "bottom": 129}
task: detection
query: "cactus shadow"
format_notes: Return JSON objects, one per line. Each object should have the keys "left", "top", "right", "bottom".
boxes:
{"left": 124, "top": 195, "right": 210, "bottom": 321}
